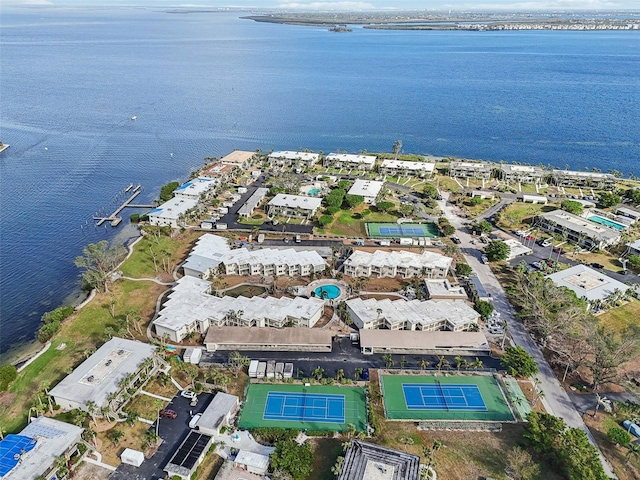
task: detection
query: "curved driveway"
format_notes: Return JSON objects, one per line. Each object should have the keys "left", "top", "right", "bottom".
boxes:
{"left": 438, "top": 193, "right": 617, "bottom": 478}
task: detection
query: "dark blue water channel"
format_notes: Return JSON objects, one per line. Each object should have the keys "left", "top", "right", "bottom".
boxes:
{"left": 1, "top": 6, "right": 639, "bottom": 358}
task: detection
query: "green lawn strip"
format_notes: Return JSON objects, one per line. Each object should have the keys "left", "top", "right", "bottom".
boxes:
{"left": 238, "top": 383, "right": 367, "bottom": 432}
{"left": 119, "top": 235, "right": 183, "bottom": 278}
{"left": 380, "top": 374, "right": 514, "bottom": 422}
{"left": 237, "top": 216, "right": 265, "bottom": 225}
{"left": 598, "top": 298, "right": 640, "bottom": 334}
{"left": 502, "top": 378, "right": 532, "bottom": 421}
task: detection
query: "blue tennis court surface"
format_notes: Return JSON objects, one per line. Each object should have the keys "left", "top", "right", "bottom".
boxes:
{"left": 402, "top": 383, "right": 487, "bottom": 411}
{"left": 0, "top": 435, "right": 37, "bottom": 476}
{"left": 379, "top": 226, "right": 425, "bottom": 235}
{"left": 263, "top": 392, "right": 345, "bottom": 423}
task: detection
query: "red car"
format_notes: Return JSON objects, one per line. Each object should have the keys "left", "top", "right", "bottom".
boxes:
{"left": 525, "top": 235, "right": 535, "bottom": 241}
{"left": 159, "top": 409, "right": 177, "bottom": 419}
{"left": 553, "top": 247, "right": 565, "bottom": 254}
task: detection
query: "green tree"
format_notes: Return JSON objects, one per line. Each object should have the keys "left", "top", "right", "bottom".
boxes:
{"left": 0, "top": 364, "right": 18, "bottom": 391}
{"left": 159, "top": 181, "right": 179, "bottom": 201}
{"left": 598, "top": 192, "right": 621, "bottom": 208}
{"left": 455, "top": 263, "right": 472, "bottom": 277}
{"left": 624, "top": 188, "right": 640, "bottom": 205}
{"left": 228, "top": 351, "right": 250, "bottom": 378}
{"left": 344, "top": 194, "right": 364, "bottom": 208}
{"left": 382, "top": 354, "right": 394, "bottom": 369}
{"left": 607, "top": 426, "right": 631, "bottom": 446}
{"left": 74, "top": 240, "right": 126, "bottom": 293}
{"left": 270, "top": 440, "right": 314, "bottom": 480}
{"left": 106, "top": 429, "right": 124, "bottom": 446}
{"left": 337, "top": 180, "right": 353, "bottom": 190}
{"left": 318, "top": 215, "right": 333, "bottom": 227}
{"left": 474, "top": 300, "right": 494, "bottom": 320}
{"left": 485, "top": 240, "right": 510, "bottom": 261}
{"left": 423, "top": 184, "right": 439, "bottom": 199}
{"left": 312, "top": 366, "right": 324, "bottom": 381}
{"left": 524, "top": 411, "right": 566, "bottom": 454}
{"left": 439, "top": 223, "right": 456, "bottom": 237}
{"left": 376, "top": 201, "right": 394, "bottom": 213}
{"left": 501, "top": 346, "right": 538, "bottom": 377}
{"left": 560, "top": 199, "right": 584, "bottom": 215}
{"left": 627, "top": 254, "right": 640, "bottom": 270}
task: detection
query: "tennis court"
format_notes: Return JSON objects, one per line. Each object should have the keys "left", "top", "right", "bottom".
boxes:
{"left": 366, "top": 222, "right": 439, "bottom": 238}
{"left": 239, "top": 383, "right": 367, "bottom": 432}
{"left": 403, "top": 383, "right": 487, "bottom": 411}
{"left": 264, "top": 392, "right": 345, "bottom": 423}
{"left": 381, "top": 374, "right": 514, "bottom": 421}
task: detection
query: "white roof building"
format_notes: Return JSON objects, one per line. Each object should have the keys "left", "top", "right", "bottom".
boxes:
{"left": 48, "top": 337, "right": 156, "bottom": 412}
{"left": 173, "top": 177, "right": 216, "bottom": 200}
{"left": 182, "top": 234, "right": 326, "bottom": 279}
{"left": 538, "top": 209, "right": 622, "bottom": 250}
{"left": 234, "top": 450, "right": 270, "bottom": 475}
{"left": 504, "top": 238, "right": 533, "bottom": 260}
{"left": 268, "top": 151, "right": 320, "bottom": 168}
{"left": 154, "top": 276, "right": 326, "bottom": 342}
{"left": 344, "top": 249, "right": 452, "bottom": 279}
{"left": 346, "top": 297, "right": 479, "bottom": 332}
{"left": 380, "top": 159, "right": 435, "bottom": 177}
{"left": 546, "top": 264, "right": 630, "bottom": 305}
{"left": 1, "top": 417, "right": 83, "bottom": 480}
{"left": 238, "top": 187, "right": 269, "bottom": 217}
{"left": 347, "top": 179, "right": 384, "bottom": 204}
{"left": 324, "top": 153, "right": 377, "bottom": 170}
{"left": 267, "top": 194, "right": 322, "bottom": 218}
{"left": 196, "top": 392, "right": 239, "bottom": 436}
{"left": 147, "top": 196, "right": 198, "bottom": 228}
{"left": 219, "top": 150, "right": 256, "bottom": 168}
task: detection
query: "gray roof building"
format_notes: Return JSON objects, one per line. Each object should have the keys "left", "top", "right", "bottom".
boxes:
{"left": 537, "top": 209, "right": 622, "bottom": 249}
{"left": 49, "top": 337, "right": 156, "bottom": 411}
{"left": 338, "top": 440, "right": 420, "bottom": 480}
{"left": 546, "top": 264, "right": 630, "bottom": 304}
{"left": 195, "top": 392, "right": 239, "bottom": 436}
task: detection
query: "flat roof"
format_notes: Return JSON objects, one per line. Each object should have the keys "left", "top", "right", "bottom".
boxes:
{"left": 269, "top": 151, "right": 320, "bottom": 162}
{"left": 627, "top": 239, "right": 640, "bottom": 250}
{"left": 504, "top": 239, "right": 533, "bottom": 260}
{"left": 155, "top": 277, "right": 325, "bottom": 331}
{"left": 546, "top": 264, "right": 629, "bottom": 302}
{"left": 346, "top": 297, "right": 478, "bottom": 329}
{"left": 540, "top": 209, "right": 621, "bottom": 241}
{"left": 380, "top": 159, "right": 435, "bottom": 172}
{"left": 2, "top": 416, "right": 83, "bottom": 480}
{"left": 238, "top": 187, "right": 269, "bottom": 216}
{"left": 200, "top": 162, "right": 238, "bottom": 178}
{"left": 552, "top": 169, "right": 615, "bottom": 180}
{"left": 220, "top": 150, "right": 255, "bottom": 165}
{"left": 359, "top": 330, "right": 489, "bottom": 351}
{"left": 348, "top": 179, "right": 384, "bottom": 198}
{"left": 174, "top": 177, "right": 216, "bottom": 197}
{"left": 501, "top": 164, "right": 544, "bottom": 174}
{"left": 204, "top": 326, "right": 332, "bottom": 347}
{"left": 234, "top": 450, "right": 269, "bottom": 471}
{"left": 338, "top": 441, "right": 420, "bottom": 480}
{"left": 268, "top": 194, "right": 322, "bottom": 211}
{"left": 424, "top": 279, "right": 468, "bottom": 298}
{"left": 449, "top": 161, "right": 492, "bottom": 171}
{"left": 345, "top": 249, "right": 452, "bottom": 271}
{"left": 521, "top": 194, "right": 548, "bottom": 201}
{"left": 49, "top": 337, "right": 156, "bottom": 407}
{"left": 325, "top": 153, "right": 377, "bottom": 165}
{"left": 198, "top": 392, "right": 238, "bottom": 431}
{"left": 148, "top": 196, "right": 198, "bottom": 220}
{"left": 616, "top": 205, "right": 640, "bottom": 217}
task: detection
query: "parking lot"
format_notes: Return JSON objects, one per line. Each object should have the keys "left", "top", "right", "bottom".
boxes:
{"left": 111, "top": 392, "right": 213, "bottom": 480}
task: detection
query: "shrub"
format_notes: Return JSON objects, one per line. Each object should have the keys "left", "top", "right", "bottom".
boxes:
{"left": 607, "top": 426, "right": 631, "bottom": 446}
{"left": 0, "top": 364, "right": 18, "bottom": 391}
{"left": 249, "top": 427, "right": 297, "bottom": 444}
{"left": 130, "top": 213, "right": 140, "bottom": 223}
{"left": 38, "top": 321, "right": 61, "bottom": 343}
{"left": 326, "top": 206, "right": 340, "bottom": 215}
{"left": 41, "top": 306, "right": 74, "bottom": 324}
{"left": 318, "top": 215, "right": 333, "bottom": 226}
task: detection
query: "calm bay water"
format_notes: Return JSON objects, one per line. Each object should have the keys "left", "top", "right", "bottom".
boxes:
{"left": 1, "top": 7, "right": 639, "bottom": 359}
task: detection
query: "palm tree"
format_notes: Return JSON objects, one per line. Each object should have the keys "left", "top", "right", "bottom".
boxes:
{"left": 354, "top": 368, "right": 363, "bottom": 380}
{"left": 382, "top": 354, "right": 394, "bottom": 369}
{"left": 312, "top": 366, "right": 324, "bottom": 381}
{"left": 420, "top": 359, "right": 428, "bottom": 371}
{"left": 85, "top": 401, "right": 98, "bottom": 426}
{"left": 336, "top": 369, "right": 345, "bottom": 382}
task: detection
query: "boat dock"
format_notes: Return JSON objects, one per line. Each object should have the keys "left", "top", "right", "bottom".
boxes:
{"left": 93, "top": 184, "right": 149, "bottom": 227}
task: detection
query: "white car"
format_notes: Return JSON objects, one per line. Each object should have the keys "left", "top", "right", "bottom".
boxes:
{"left": 488, "top": 326, "right": 504, "bottom": 335}
{"left": 181, "top": 390, "right": 196, "bottom": 399}
{"left": 189, "top": 413, "right": 202, "bottom": 429}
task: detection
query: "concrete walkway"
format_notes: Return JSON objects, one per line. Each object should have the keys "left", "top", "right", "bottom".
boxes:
{"left": 437, "top": 192, "right": 617, "bottom": 478}
{"left": 139, "top": 390, "right": 172, "bottom": 402}
{"left": 120, "top": 276, "right": 175, "bottom": 286}
{"left": 213, "top": 430, "right": 275, "bottom": 458}
{"left": 84, "top": 452, "right": 117, "bottom": 471}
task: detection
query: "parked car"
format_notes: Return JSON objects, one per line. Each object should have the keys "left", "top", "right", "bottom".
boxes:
{"left": 590, "top": 263, "right": 605, "bottom": 269}
{"left": 452, "top": 236, "right": 462, "bottom": 244}
{"left": 620, "top": 270, "right": 629, "bottom": 275}
{"left": 531, "top": 262, "right": 543, "bottom": 270}
{"left": 189, "top": 413, "right": 202, "bottom": 429}
{"left": 553, "top": 247, "right": 566, "bottom": 254}
{"left": 361, "top": 368, "right": 370, "bottom": 381}
{"left": 540, "top": 239, "right": 553, "bottom": 247}
{"left": 181, "top": 390, "right": 196, "bottom": 399}
{"left": 160, "top": 409, "right": 177, "bottom": 419}
{"left": 488, "top": 326, "right": 504, "bottom": 335}
{"left": 481, "top": 255, "right": 489, "bottom": 264}
{"left": 525, "top": 235, "right": 535, "bottom": 241}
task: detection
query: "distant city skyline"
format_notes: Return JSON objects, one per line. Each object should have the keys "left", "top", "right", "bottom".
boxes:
{"left": 3, "top": 0, "right": 640, "bottom": 10}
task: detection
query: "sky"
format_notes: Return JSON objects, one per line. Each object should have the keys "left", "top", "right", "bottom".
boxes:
{"left": 2, "top": 0, "right": 640, "bottom": 11}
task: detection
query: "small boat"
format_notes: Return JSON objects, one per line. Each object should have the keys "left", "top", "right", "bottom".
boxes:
{"left": 125, "top": 183, "right": 133, "bottom": 192}
{"left": 131, "top": 115, "right": 137, "bottom": 121}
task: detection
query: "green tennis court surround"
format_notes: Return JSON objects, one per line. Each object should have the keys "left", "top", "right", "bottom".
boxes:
{"left": 381, "top": 374, "right": 515, "bottom": 422}
{"left": 239, "top": 383, "right": 367, "bottom": 432}
{"left": 366, "top": 222, "right": 439, "bottom": 238}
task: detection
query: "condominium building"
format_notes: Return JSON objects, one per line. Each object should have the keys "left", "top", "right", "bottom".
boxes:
{"left": 237, "top": 187, "right": 269, "bottom": 217}
{"left": 147, "top": 197, "right": 198, "bottom": 228}
{"left": 173, "top": 177, "right": 217, "bottom": 200}
{"left": 379, "top": 159, "right": 435, "bottom": 178}
{"left": 343, "top": 249, "right": 452, "bottom": 279}
{"left": 347, "top": 179, "right": 384, "bottom": 205}
{"left": 153, "top": 276, "right": 325, "bottom": 342}
{"left": 182, "top": 234, "right": 326, "bottom": 279}
{"left": 500, "top": 164, "right": 545, "bottom": 184}
{"left": 449, "top": 161, "right": 492, "bottom": 179}
{"left": 548, "top": 169, "right": 616, "bottom": 188}
{"left": 267, "top": 151, "right": 320, "bottom": 170}
{"left": 323, "top": 153, "right": 377, "bottom": 171}
{"left": 219, "top": 150, "right": 257, "bottom": 169}
{"left": 345, "top": 297, "right": 479, "bottom": 332}
{"left": 537, "top": 209, "right": 622, "bottom": 250}
{"left": 267, "top": 194, "right": 322, "bottom": 219}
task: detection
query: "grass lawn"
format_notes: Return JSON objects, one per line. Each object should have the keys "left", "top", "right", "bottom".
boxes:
{"left": 192, "top": 452, "right": 223, "bottom": 480}
{"left": 144, "top": 377, "right": 179, "bottom": 399}
{"left": 237, "top": 215, "right": 265, "bottom": 225}
{"left": 495, "top": 202, "right": 549, "bottom": 231}
{"left": 572, "top": 251, "right": 624, "bottom": 272}
{"left": 323, "top": 208, "right": 398, "bottom": 237}
{"left": 310, "top": 438, "right": 344, "bottom": 480}
{"left": 462, "top": 198, "right": 499, "bottom": 219}
{"left": 125, "top": 393, "right": 168, "bottom": 421}
{"left": 97, "top": 421, "right": 151, "bottom": 467}
{"left": 434, "top": 176, "right": 464, "bottom": 194}
{"left": 598, "top": 298, "right": 640, "bottom": 334}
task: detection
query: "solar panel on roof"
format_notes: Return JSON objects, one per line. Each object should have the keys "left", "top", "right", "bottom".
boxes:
{"left": 21, "top": 422, "right": 66, "bottom": 439}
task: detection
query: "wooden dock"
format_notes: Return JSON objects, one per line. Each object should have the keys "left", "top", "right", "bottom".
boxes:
{"left": 93, "top": 184, "right": 147, "bottom": 227}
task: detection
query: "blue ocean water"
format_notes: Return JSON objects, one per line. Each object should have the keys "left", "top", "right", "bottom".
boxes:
{"left": 1, "top": 7, "right": 639, "bottom": 358}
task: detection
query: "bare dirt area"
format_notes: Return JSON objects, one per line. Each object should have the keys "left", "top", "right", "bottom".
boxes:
{"left": 346, "top": 275, "right": 406, "bottom": 292}
{"left": 313, "top": 306, "right": 335, "bottom": 328}
{"left": 583, "top": 411, "right": 640, "bottom": 480}
{"left": 96, "top": 420, "right": 152, "bottom": 467}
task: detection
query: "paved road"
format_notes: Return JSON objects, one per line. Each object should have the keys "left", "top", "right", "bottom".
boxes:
{"left": 111, "top": 392, "right": 214, "bottom": 480}
{"left": 438, "top": 192, "right": 618, "bottom": 478}
{"left": 201, "top": 338, "right": 502, "bottom": 379}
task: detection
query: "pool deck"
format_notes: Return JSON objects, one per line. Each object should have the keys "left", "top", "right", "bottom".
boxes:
{"left": 307, "top": 279, "right": 349, "bottom": 303}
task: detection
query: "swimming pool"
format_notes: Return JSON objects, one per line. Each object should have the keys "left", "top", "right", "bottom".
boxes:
{"left": 314, "top": 285, "right": 341, "bottom": 300}
{"left": 588, "top": 215, "right": 627, "bottom": 231}
{"left": 308, "top": 188, "right": 320, "bottom": 196}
